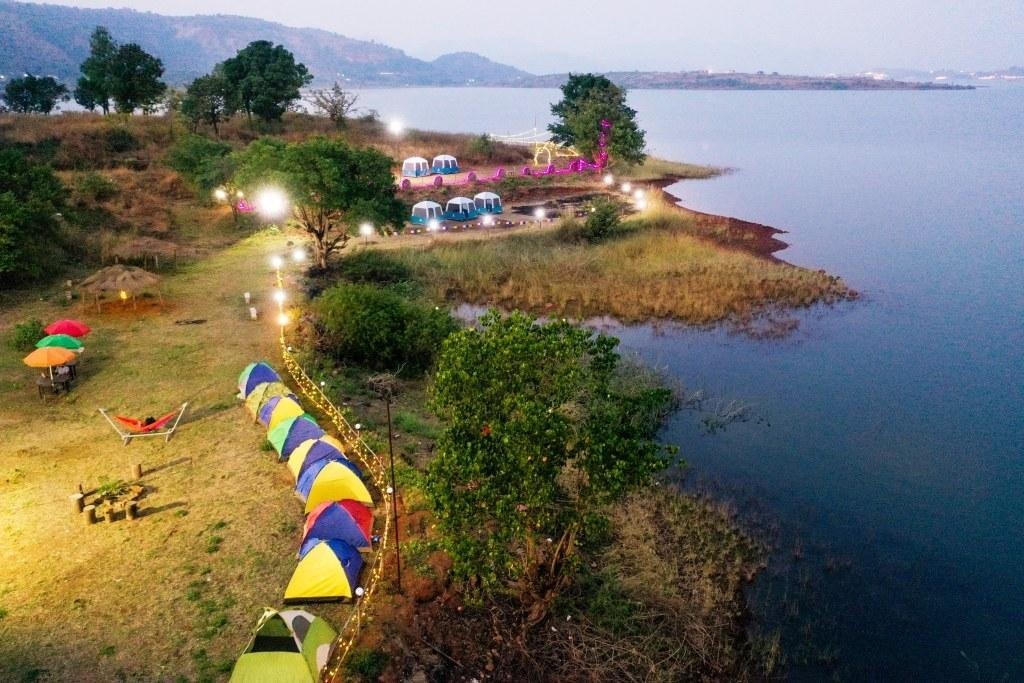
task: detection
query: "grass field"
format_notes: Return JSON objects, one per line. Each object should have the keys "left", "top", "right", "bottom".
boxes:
{"left": 383, "top": 194, "right": 852, "bottom": 325}
{"left": 0, "top": 231, "right": 363, "bottom": 682}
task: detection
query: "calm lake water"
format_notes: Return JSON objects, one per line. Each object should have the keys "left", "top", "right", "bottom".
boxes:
{"left": 353, "top": 87, "right": 1024, "bottom": 679}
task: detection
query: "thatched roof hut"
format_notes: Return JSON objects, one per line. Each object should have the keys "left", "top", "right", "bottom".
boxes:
{"left": 79, "top": 265, "right": 162, "bottom": 312}
{"left": 105, "top": 236, "right": 196, "bottom": 268}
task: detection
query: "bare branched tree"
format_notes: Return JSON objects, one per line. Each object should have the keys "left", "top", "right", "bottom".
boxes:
{"left": 309, "top": 81, "right": 359, "bottom": 127}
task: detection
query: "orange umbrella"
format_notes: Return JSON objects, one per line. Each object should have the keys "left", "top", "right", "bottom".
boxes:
{"left": 23, "top": 347, "right": 76, "bottom": 379}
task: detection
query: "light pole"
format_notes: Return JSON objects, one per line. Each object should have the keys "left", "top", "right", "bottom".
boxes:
{"left": 368, "top": 372, "right": 402, "bottom": 594}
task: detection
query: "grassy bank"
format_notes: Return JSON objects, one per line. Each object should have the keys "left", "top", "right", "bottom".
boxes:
{"left": 382, "top": 194, "right": 853, "bottom": 325}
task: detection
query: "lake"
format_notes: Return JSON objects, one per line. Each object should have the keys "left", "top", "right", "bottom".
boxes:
{"left": 352, "top": 87, "right": 1024, "bottom": 679}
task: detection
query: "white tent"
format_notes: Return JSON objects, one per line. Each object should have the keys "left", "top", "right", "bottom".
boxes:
{"left": 432, "top": 154, "right": 459, "bottom": 173}
{"left": 473, "top": 191, "right": 502, "bottom": 213}
{"left": 411, "top": 200, "right": 444, "bottom": 223}
{"left": 401, "top": 157, "right": 429, "bottom": 177}
{"left": 445, "top": 197, "right": 475, "bottom": 214}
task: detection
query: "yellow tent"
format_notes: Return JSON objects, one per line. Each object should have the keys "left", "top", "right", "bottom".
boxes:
{"left": 284, "top": 539, "right": 363, "bottom": 602}
{"left": 267, "top": 396, "right": 306, "bottom": 432}
{"left": 296, "top": 459, "right": 372, "bottom": 512}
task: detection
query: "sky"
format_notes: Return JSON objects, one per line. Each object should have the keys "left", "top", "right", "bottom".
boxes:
{"left": 40, "top": 0, "right": 1024, "bottom": 74}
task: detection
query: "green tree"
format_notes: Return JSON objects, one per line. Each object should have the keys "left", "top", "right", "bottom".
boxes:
{"left": 549, "top": 73, "right": 646, "bottom": 166}
{"left": 108, "top": 43, "right": 166, "bottom": 113}
{"left": 165, "top": 134, "right": 233, "bottom": 194}
{"left": 2, "top": 74, "right": 69, "bottom": 114}
{"left": 74, "top": 26, "right": 117, "bottom": 114}
{"left": 234, "top": 137, "right": 404, "bottom": 268}
{"left": 425, "top": 312, "right": 674, "bottom": 625}
{"left": 220, "top": 41, "right": 313, "bottom": 123}
{"left": 0, "top": 150, "right": 66, "bottom": 284}
{"left": 180, "top": 71, "right": 230, "bottom": 135}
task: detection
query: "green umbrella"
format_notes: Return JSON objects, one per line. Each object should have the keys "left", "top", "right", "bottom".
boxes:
{"left": 36, "top": 334, "right": 84, "bottom": 350}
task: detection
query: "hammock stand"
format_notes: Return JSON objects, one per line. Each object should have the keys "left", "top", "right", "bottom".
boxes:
{"left": 99, "top": 402, "right": 189, "bottom": 446}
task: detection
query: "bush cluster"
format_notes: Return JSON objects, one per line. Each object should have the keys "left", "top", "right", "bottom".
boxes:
{"left": 8, "top": 319, "right": 45, "bottom": 352}
{"left": 312, "top": 282, "right": 456, "bottom": 376}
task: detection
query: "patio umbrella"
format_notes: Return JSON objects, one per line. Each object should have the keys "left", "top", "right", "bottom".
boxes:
{"left": 45, "top": 319, "right": 90, "bottom": 337}
{"left": 36, "top": 334, "right": 84, "bottom": 351}
{"left": 23, "top": 347, "right": 76, "bottom": 379}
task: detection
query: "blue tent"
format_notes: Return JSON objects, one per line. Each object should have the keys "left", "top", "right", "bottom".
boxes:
{"left": 444, "top": 197, "right": 478, "bottom": 221}
{"left": 432, "top": 154, "right": 459, "bottom": 174}
{"left": 410, "top": 201, "right": 444, "bottom": 226}
{"left": 295, "top": 457, "right": 373, "bottom": 510}
{"left": 269, "top": 416, "right": 324, "bottom": 460}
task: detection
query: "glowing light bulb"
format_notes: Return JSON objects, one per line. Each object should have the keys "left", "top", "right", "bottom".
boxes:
{"left": 427, "top": 219, "right": 440, "bottom": 232}
{"left": 633, "top": 188, "right": 646, "bottom": 201}
{"left": 387, "top": 119, "right": 404, "bottom": 136}
{"left": 359, "top": 222, "right": 374, "bottom": 237}
{"left": 273, "top": 289, "right": 286, "bottom": 304}
{"left": 603, "top": 173, "right": 614, "bottom": 186}
{"left": 533, "top": 207, "right": 546, "bottom": 220}
{"left": 213, "top": 188, "right": 228, "bottom": 202}
{"left": 277, "top": 312, "right": 290, "bottom": 326}
{"left": 292, "top": 247, "right": 305, "bottom": 263}
{"left": 482, "top": 214, "right": 495, "bottom": 226}
{"left": 620, "top": 182, "right": 632, "bottom": 193}
{"left": 254, "top": 187, "right": 288, "bottom": 219}
{"left": 270, "top": 255, "right": 284, "bottom": 269}
{"left": 636, "top": 199, "right": 648, "bottom": 210}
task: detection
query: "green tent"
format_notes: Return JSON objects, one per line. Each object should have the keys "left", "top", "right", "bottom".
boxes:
{"left": 229, "top": 608, "right": 337, "bottom": 683}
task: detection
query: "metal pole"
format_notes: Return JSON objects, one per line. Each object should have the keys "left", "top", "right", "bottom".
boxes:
{"left": 385, "top": 397, "right": 402, "bottom": 593}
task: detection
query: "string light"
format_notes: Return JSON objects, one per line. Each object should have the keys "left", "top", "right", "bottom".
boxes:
{"left": 273, "top": 289, "right": 286, "bottom": 305}
{"left": 270, "top": 255, "right": 284, "bottom": 270}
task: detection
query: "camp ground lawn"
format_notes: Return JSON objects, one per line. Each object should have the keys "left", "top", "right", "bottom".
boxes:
{"left": 0, "top": 232, "right": 357, "bottom": 682}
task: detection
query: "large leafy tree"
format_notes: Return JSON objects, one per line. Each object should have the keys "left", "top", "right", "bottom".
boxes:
{"left": 220, "top": 41, "right": 313, "bottom": 123}
{"left": 0, "top": 150, "right": 66, "bottom": 285}
{"left": 108, "top": 43, "right": 166, "bottom": 113}
{"left": 549, "top": 73, "right": 647, "bottom": 166}
{"left": 180, "top": 71, "right": 231, "bottom": 135}
{"left": 425, "top": 312, "right": 674, "bottom": 626}
{"left": 74, "top": 26, "right": 117, "bottom": 114}
{"left": 234, "top": 137, "right": 404, "bottom": 268}
{"left": 2, "top": 75, "right": 69, "bottom": 114}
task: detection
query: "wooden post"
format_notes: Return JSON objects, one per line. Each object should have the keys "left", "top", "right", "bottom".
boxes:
{"left": 70, "top": 493, "right": 84, "bottom": 514}
{"left": 104, "top": 506, "right": 115, "bottom": 523}
{"left": 131, "top": 463, "right": 143, "bottom": 479}
{"left": 125, "top": 501, "right": 138, "bottom": 520}
{"left": 84, "top": 505, "right": 97, "bottom": 525}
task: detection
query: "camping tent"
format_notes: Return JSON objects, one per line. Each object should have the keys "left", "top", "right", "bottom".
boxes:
{"left": 287, "top": 437, "right": 347, "bottom": 480}
{"left": 410, "top": 201, "right": 444, "bottom": 226}
{"left": 432, "top": 154, "right": 459, "bottom": 174}
{"left": 302, "top": 500, "right": 373, "bottom": 550}
{"left": 284, "top": 539, "right": 364, "bottom": 602}
{"left": 269, "top": 415, "right": 324, "bottom": 460}
{"left": 444, "top": 197, "right": 478, "bottom": 221}
{"left": 260, "top": 395, "right": 306, "bottom": 432}
{"left": 474, "top": 191, "right": 503, "bottom": 214}
{"left": 228, "top": 608, "right": 336, "bottom": 683}
{"left": 239, "top": 362, "right": 280, "bottom": 398}
{"left": 296, "top": 458, "right": 372, "bottom": 511}
{"left": 401, "top": 156, "right": 430, "bottom": 177}
{"left": 244, "top": 382, "right": 296, "bottom": 421}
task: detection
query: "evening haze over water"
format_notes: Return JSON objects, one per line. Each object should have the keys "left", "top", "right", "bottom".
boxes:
{"left": 32, "top": 0, "right": 1024, "bottom": 74}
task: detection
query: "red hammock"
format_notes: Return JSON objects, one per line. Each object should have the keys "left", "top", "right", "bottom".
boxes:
{"left": 114, "top": 410, "right": 180, "bottom": 434}
{"left": 98, "top": 402, "right": 188, "bottom": 445}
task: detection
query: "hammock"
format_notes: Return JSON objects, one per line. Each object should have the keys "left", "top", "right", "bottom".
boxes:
{"left": 99, "top": 402, "right": 188, "bottom": 446}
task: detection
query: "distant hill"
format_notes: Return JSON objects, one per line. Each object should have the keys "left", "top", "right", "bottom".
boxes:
{"left": 0, "top": 0, "right": 531, "bottom": 85}
{"left": 0, "top": 1, "right": 978, "bottom": 92}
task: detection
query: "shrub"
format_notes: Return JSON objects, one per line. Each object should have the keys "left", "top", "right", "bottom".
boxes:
{"left": 582, "top": 196, "right": 622, "bottom": 242}
{"left": 165, "top": 134, "right": 232, "bottom": 193}
{"left": 468, "top": 133, "right": 496, "bottom": 161}
{"left": 313, "top": 283, "right": 456, "bottom": 376}
{"left": 74, "top": 172, "right": 119, "bottom": 203}
{"left": 336, "top": 250, "right": 414, "bottom": 286}
{"left": 345, "top": 649, "right": 388, "bottom": 682}
{"left": 104, "top": 127, "right": 138, "bottom": 154}
{"left": 8, "top": 319, "right": 45, "bottom": 351}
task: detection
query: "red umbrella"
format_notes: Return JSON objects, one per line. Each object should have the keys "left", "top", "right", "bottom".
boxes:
{"left": 45, "top": 319, "right": 91, "bottom": 337}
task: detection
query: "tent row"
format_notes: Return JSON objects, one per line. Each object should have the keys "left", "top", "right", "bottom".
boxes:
{"left": 238, "top": 362, "right": 376, "bottom": 606}
{"left": 401, "top": 154, "right": 459, "bottom": 177}
{"left": 411, "top": 192, "right": 503, "bottom": 224}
